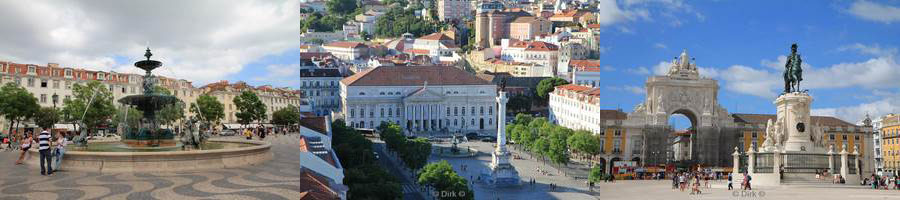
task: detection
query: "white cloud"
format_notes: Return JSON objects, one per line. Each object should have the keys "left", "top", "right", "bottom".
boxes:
{"left": 718, "top": 65, "right": 781, "bottom": 99}
{"left": 654, "top": 43, "right": 667, "bottom": 49}
{"left": 697, "top": 67, "right": 719, "bottom": 79}
{"left": 0, "top": 0, "right": 300, "bottom": 86}
{"left": 253, "top": 64, "right": 301, "bottom": 86}
{"left": 627, "top": 66, "right": 651, "bottom": 75}
{"left": 624, "top": 85, "right": 646, "bottom": 94}
{"left": 652, "top": 61, "right": 670, "bottom": 75}
{"left": 607, "top": 85, "right": 646, "bottom": 95}
{"left": 812, "top": 94, "right": 900, "bottom": 124}
{"left": 603, "top": 66, "right": 616, "bottom": 71}
{"left": 593, "top": 0, "right": 702, "bottom": 30}
{"left": 847, "top": 0, "right": 900, "bottom": 24}
{"left": 838, "top": 43, "right": 898, "bottom": 57}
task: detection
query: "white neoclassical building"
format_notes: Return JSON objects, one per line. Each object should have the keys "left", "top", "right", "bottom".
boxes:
{"left": 340, "top": 66, "right": 498, "bottom": 135}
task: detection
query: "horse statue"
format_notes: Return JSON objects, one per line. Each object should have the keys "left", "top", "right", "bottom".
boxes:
{"left": 783, "top": 43, "right": 803, "bottom": 93}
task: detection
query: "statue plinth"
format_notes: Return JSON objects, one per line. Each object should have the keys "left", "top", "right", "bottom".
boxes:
{"left": 775, "top": 92, "right": 814, "bottom": 152}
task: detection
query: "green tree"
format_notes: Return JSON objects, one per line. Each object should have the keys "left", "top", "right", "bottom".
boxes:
{"left": 33, "top": 107, "right": 60, "bottom": 130}
{"left": 507, "top": 95, "right": 532, "bottom": 113}
{"left": 331, "top": 119, "right": 403, "bottom": 199}
{"left": 417, "top": 160, "right": 474, "bottom": 200}
{"left": 153, "top": 86, "right": 185, "bottom": 127}
{"left": 0, "top": 83, "right": 39, "bottom": 134}
{"left": 61, "top": 81, "right": 116, "bottom": 133}
{"left": 546, "top": 127, "right": 571, "bottom": 168}
{"left": 233, "top": 91, "right": 267, "bottom": 126}
{"left": 568, "top": 130, "right": 601, "bottom": 161}
{"left": 190, "top": 94, "right": 225, "bottom": 125}
{"left": 514, "top": 113, "right": 534, "bottom": 125}
{"left": 114, "top": 106, "right": 143, "bottom": 129}
{"left": 403, "top": 138, "right": 432, "bottom": 172}
{"left": 589, "top": 165, "right": 604, "bottom": 183}
{"left": 271, "top": 105, "right": 300, "bottom": 126}
{"left": 326, "top": 0, "right": 358, "bottom": 15}
{"left": 535, "top": 77, "right": 569, "bottom": 100}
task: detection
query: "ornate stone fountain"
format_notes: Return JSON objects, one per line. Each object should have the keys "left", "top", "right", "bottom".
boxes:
{"left": 117, "top": 48, "right": 180, "bottom": 147}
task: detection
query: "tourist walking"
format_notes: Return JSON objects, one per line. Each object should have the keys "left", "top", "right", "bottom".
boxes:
{"left": 244, "top": 128, "right": 252, "bottom": 140}
{"left": 679, "top": 173, "right": 686, "bottom": 192}
{"left": 727, "top": 173, "right": 734, "bottom": 190}
{"left": 672, "top": 173, "right": 679, "bottom": 190}
{"left": 54, "top": 132, "right": 67, "bottom": 172}
{"left": 15, "top": 132, "right": 33, "bottom": 165}
{"left": 743, "top": 172, "right": 752, "bottom": 190}
{"left": 37, "top": 129, "right": 53, "bottom": 175}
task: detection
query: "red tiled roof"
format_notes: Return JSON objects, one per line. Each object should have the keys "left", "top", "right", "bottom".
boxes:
{"left": 341, "top": 66, "right": 491, "bottom": 86}
{"left": 297, "top": 170, "right": 341, "bottom": 200}
{"left": 299, "top": 116, "right": 329, "bottom": 134}
{"left": 324, "top": 41, "right": 367, "bottom": 49}
{"left": 403, "top": 49, "right": 431, "bottom": 55}
{"left": 418, "top": 33, "right": 452, "bottom": 41}
{"left": 555, "top": 84, "right": 591, "bottom": 92}
{"left": 509, "top": 41, "right": 558, "bottom": 51}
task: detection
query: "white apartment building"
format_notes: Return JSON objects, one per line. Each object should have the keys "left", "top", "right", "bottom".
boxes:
{"left": 547, "top": 84, "right": 641, "bottom": 164}
{"left": 568, "top": 60, "right": 607, "bottom": 87}
{"left": 199, "top": 81, "right": 304, "bottom": 126}
{"left": 870, "top": 115, "right": 885, "bottom": 175}
{"left": 323, "top": 42, "right": 369, "bottom": 61}
{"left": 0, "top": 61, "right": 199, "bottom": 129}
{"left": 299, "top": 68, "right": 343, "bottom": 116}
{"left": 500, "top": 40, "right": 559, "bottom": 76}
{"left": 340, "top": 66, "right": 498, "bottom": 136}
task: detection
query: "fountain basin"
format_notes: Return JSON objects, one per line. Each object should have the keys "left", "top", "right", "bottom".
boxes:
{"left": 28, "top": 139, "right": 272, "bottom": 173}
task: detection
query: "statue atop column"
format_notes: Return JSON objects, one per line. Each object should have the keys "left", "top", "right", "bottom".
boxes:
{"left": 783, "top": 43, "right": 804, "bottom": 93}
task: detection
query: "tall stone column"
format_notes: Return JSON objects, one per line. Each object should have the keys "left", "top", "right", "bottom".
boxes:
{"left": 777, "top": 93, "right": 814, "bottom": 152}
{"left": 840, "top": 144, "right": 849, "bottom": 180}
{"left": 486, "top": 91, "right": 519, "bottom": 186}
{"left": 853, "top": 146, "right": 860, "bottom": 175}
{"left": 496, "top": 92, "right": 508, "bottom": 153}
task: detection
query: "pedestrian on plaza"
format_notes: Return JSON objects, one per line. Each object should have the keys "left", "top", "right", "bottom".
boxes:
{"left": 54, "top": 132, "right": 67, "bottom": 172}
{"left": 727, "top": 173, "right": 733, "bottom": 190}
{"left": 704, "top": 174, "right": 710, "bottom": 188}
{"left": 672, "top": 173, "right": 679, "bottom": 190}
{"left": 244, "top": 128, "right": 252, "bottom": 140}
{"left": 37, "top": 128, "right": 53, "bottom": 175}
{"left": 15, "top": 132, "right": 33, "bottom": 165}
{"left": 744, "top": 172, "right": 753, "bottom": 190}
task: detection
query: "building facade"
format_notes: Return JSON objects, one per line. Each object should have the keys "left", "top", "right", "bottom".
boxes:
{"left": 500, "top": 40, "right": 559, "bottom": 75}
{"left": 882, "top": 114, "right": 900, "bottom": 175}
{"left": 323, "top": 42, "right": 369, "bottom": 61}
{"left": 340, "top": 66, "right": 497, "bottom": 136}
{"left": 198, "top": 81, "right": 304, "bottom": 125}
{"left": 508, "top": 16, "right": 552, "bottom": 41}
{"left": 299, "top": 68, "right": 343, "bottom": 116}
{"left": 437, "top": 0, "right": 471, "bottom": 21}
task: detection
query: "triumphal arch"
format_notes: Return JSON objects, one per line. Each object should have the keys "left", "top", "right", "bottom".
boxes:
{"left": 625, "top": 50, "right": 738, "bottom": 167}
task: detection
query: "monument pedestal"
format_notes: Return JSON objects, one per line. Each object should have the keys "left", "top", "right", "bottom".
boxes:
{"left": 775, "top": 93, "right": 813, "bottom": 153}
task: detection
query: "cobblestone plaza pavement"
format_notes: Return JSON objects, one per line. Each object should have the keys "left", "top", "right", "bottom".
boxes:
{"left": 439, "top": 140, "right": 900, "bottom": 200}
{"left": 0, "top": 135, "right": 304, "bottom": 200}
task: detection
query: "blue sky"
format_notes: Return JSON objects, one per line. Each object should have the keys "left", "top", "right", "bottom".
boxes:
{"left": 0, "top": 0, "right": 896, "bottom": 126}
{"left": 577, "top": 0, "right": 900, "bottom": 126}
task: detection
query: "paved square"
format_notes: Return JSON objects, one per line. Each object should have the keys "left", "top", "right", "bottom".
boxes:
{"left": 436, "top": 140, "right": 900, "bottom": 200}
{"left": 0, "top": 134, "right": 304, "bottom": 200}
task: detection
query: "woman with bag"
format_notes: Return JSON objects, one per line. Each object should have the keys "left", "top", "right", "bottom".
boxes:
{"left": 15, "top": 132, "right": 33, "bottom": 165}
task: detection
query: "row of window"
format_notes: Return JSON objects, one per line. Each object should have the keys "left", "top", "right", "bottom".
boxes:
{"left": 348, "top": 105, "right": 495, "bottom": 119}
{"left": 300, "top": 80, "right": 337, "bottom": 88}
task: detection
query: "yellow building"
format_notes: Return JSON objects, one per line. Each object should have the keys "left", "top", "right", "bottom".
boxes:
{"left": 733, "top": 114, "right": 871, "bottom": 155}
{"left": 882, "top": 114, "right": 900, "bottom": 175}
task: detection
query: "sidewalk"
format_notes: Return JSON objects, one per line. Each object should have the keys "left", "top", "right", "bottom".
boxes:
{"left": 375, "top": 141, "right": 434, "bottom": 200}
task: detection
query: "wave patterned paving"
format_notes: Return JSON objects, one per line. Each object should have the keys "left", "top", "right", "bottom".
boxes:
{"left": 0, "top": 134, "right": 307, "bottom": 200}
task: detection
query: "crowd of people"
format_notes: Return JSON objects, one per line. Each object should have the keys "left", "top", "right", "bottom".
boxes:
{"left": 1, "top": 128, "right": 69, "bottom": 176}
{"left": 866, "top": 174, "right": 900, "bottom": 190}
